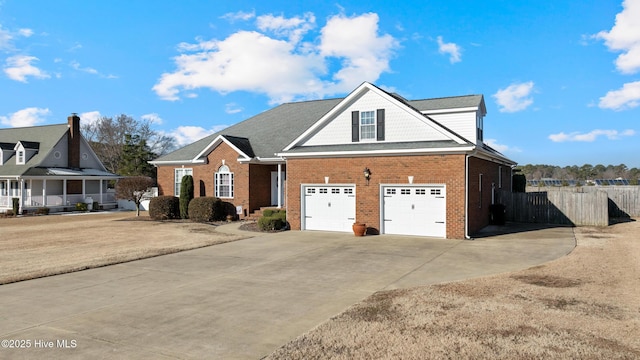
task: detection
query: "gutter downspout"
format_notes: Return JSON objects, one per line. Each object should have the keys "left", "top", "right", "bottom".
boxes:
{"left": 464, "top": 149, "right": 478, "bottom": 240}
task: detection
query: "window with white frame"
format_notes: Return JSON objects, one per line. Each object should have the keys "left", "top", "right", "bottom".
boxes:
{"left": 174, "top": 168, "right": 193, "bottom": 196}
{"left": 17, "top": 150, "right": 25, "bottom": 164}
{"left": 215, "top": 165, "right": 234, "bottom": 198}
{"left": 360, "top": 111, "right": 376, "bottom": 140}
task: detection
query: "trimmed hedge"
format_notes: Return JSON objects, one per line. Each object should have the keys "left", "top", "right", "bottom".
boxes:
{"left": 180, "top": 175, "right": 194, "bottom": 219}
{"left": 258, "top": 209, "right": 287, "bottom": 231}
{"left": 188, "top": 197, "right": 224, "bottom": 223}
{"left": 149, "top": 196, "right": 180, "bottom": 220}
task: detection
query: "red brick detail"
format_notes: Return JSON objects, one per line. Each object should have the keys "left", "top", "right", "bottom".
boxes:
{"left": 285, "top": 155, "right": 467, "bottom": 239}
{"left": 467, "top": 157, "right": 512, "bottom": 235}
{"left": 154, "top": 142, "right": 280, "bottom": 219}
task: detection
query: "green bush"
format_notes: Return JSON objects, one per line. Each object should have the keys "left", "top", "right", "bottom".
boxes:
{"left": 149, "top": 196, "right": 180, "bottom": 220}
{"left": 12, "top": 198, "right": 19, "bottom": 214}
{"left": 180, "top": 175, "right": 194, "bottom": 219}
{"left": 76, "top": 202, "right": 88, "bottom": 212}
{"left": 262, "top": 209, "right": 275, "bottom": 217}
{"left": 258, "top": 209, "right": 287, "bottom": 231}
{"left": 188, "top": 197, "right": 224, "bottom": 222}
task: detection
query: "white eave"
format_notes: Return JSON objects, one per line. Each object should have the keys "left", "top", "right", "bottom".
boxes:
{"left": 277, "top": 146, "right": 476, "bottom": 158}
{"left": 193, "top": 135, "right": 252, "bottom": 163}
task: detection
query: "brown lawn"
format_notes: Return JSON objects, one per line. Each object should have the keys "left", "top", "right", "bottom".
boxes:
{"left": 0, "top": 211, "right": 249, "bottom": 285}
{"left": 268, "top": 219, "right": 640, "bottom": 359}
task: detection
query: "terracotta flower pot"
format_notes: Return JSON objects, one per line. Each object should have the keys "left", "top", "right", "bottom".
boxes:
{"left": 352, "top": 222, "right": 366, "bottom": 236}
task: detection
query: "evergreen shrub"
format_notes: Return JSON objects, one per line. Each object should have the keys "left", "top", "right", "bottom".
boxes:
{"left": 149, "top": 196, "right": 180, "bottom": 220}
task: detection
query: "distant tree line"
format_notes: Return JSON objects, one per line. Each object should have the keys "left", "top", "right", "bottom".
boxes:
{"left": 516, "top": 164, "right": 640, "bottom": 182}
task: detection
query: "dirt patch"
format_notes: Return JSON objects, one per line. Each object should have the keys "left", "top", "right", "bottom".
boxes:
{"left": 511, "top": 274, "right": 582, "bottom": 288}
{"left": 0, "top": 211, "right": 250, "bottom": 285}
{"left": 268, "top": 219, "right": 640, "bottom": 359}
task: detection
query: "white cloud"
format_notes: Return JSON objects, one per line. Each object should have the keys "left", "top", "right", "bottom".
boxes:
{"left": 153, "top": 12, "right": 398, "bottom": 104}
{"left": 599, "top": 81, "right": 640, "bottom": 110}
{"left": 70, "top": 60, "right": 117, "bottom": 78}
{"left": 436, "top": 36, "right": 462, "bottom": 63}
{"left": 492, "top": 81, "right": 535, "bottom": 113}
{"left": 0, "top": 107, "right": 51, "bottom": 127}
{"left": 70, "top": 60, "right": 98, "bottom": 74}
{"left": 549, "top": 129, "right": 635, "bottom": 142}
{"left": 225, "top": 103, "right": 243, "bottom": 114}
{"left": 3, "top": 55, "right": 50, "bottom": 82}
{"left": 221, "top": 10, "right": 256, "bottom": 22}
{"left": 0, "top": 25, "right": 12, "bottom": 50}
{"left": 18, "top": 28, "right": 33, "bottom": 37}
{"left": 594, "top": 0, "right": 640, "bottom": 74}
{"left": 79, "top": 111, "right": 102, "bottom": 126}
{"left": 171, "top": 125, "right": 229, "bottom": 147}
{"left": 256, "top": 12, "right": 315, "bottom": 43}
{"left": 141, "top": 113, "right": 163, "bottom": 125}
{"left": 485, "top": 138, "right": 521, "bottom": 153}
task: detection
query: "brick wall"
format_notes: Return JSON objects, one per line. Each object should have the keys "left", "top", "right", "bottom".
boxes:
{"left": 286, "top": 154, "right": 467, "bottom": 239}
{"left": 154, "top": 142, "right": 278, "bottom": 218}
{"left": 467, "top": 156, "right": 513, "bottom": 235}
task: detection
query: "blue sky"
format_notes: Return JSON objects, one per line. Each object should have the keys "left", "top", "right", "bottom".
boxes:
{"left": 1, "top": 0, "right": 639, "bottom": 167}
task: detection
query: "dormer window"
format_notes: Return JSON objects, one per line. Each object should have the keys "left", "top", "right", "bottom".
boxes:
{"left": 17, "top": 150, "right": 25, "bottom": 164}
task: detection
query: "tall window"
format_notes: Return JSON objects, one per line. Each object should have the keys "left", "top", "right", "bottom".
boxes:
{"left": 215, "top": 165, "right": 234, "bottom": 198}
{"left": 360, "top": 111, "right": 376, "bottom": 140}
{"left": 174, "top": 168, "right": 193, "bottom": 196}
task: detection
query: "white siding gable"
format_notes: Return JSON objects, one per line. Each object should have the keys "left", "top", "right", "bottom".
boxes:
{"left": 40, "top": 137, "right": 68, "bottom": 168}
{"left": 303, "top": 88, "right": 454, "bottom": 146}
{"left": 426, "top": 111, "right": 479, "bottom": 144}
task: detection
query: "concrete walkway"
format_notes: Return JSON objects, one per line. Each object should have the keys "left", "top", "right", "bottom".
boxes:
{"left": 0, "top": 223, "right": 575, "bottom": 359}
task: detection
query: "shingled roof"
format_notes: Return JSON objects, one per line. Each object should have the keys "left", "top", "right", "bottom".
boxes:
{"left": 0, "top": 124, "right": 69, "bottom": 176}
{"left": 152, "top": 91, "right": 486, "bottom": 164}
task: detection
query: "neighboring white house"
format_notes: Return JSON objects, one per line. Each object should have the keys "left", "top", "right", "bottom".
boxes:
{"left": 0, "top": 114, "right": 119, "bottom": 213}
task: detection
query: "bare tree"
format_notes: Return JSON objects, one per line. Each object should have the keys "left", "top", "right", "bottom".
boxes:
{"left": 116, "top": 176, "right": 155, "bottom": 216}
{"left": 82, "top": 114, "right": 176, "bottom": 176}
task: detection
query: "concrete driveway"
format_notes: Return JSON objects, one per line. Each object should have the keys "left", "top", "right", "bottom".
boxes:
{"left": 0, "top": 223, "right": 575, "bottom": 359}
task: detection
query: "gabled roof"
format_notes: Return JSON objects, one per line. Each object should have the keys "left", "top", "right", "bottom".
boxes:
{"left": 16, "top": 141, "right": 40, "bottom": 150}
{"left": 151, "top": 82, "right": 506, "bottom": 164}
{"left": 151, "top": 98, "right": 342, "bottom": 164}
{"left": 0, "top": 124, "right": 69, "bottom": 176}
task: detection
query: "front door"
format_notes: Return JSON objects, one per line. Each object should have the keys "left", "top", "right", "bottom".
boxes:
{"left": 271, "top": 171, "right": 286, "bottom": 206}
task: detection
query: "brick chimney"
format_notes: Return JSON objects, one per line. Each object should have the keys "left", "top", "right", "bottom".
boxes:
{"left": 68, "top": 113, "right": 81, "bottom": 168}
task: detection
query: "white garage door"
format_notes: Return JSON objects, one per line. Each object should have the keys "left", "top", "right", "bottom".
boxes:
{"left": 303, "top": 185, "right": 355, "bottom": 232}
{"left": 382, "top": 185, "right": 446, "bottom": 237}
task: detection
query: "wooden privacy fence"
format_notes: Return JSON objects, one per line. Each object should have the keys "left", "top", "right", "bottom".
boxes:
{"left": 497, "top": 190, "right": 609, "bottom": 226}
{"left": 525, "top": 186, "right": 640, "bottom": 217}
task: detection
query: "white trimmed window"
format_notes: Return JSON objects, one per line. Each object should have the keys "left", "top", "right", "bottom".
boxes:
{"left": 174, "top": 168, "right": 193, "bottom": 196}
{"left": 360, "top": 111, "right": 376, "bottom": 140}
{"left": 215, "top": 165, "right": 234, "bottom": 198}
{"left": 17, "top": 150, "right": 25, "bottom": 165}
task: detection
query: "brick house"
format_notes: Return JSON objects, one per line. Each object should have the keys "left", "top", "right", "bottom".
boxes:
{"left": 150, "top": 82, "right": 516, "bottom": 238}
{"left": 0, "top": 114, "right": 119, "bottom": 213}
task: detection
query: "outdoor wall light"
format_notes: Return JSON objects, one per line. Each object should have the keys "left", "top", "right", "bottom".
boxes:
{"left": 363, "top": 167, "right": 372, "bottom": 185}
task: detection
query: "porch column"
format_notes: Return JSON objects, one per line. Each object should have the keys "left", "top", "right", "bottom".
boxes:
{"left": 277, "top": 163, "right": 282, "bottom": 209}
{"left": 19, "top": 178, "right": 24, "bottom": 214}
{"left": 63, "top": 179, "right": 67, "bottom": 206}
{"left": 42, "top": 179, "right": 47, "bottom": 207}
{"left": 82, "top": 179, "right": 86, "bottom": 200}
{"left": 5, "top": 179, "right": 9, "bottom": 208}
{"left": 99, "top": 179, "right": 103, "bottom": 204}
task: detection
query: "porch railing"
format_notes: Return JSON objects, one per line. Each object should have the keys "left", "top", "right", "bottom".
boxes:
{"left": 1, "top": 193, "right": 116, "bottom": 208}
